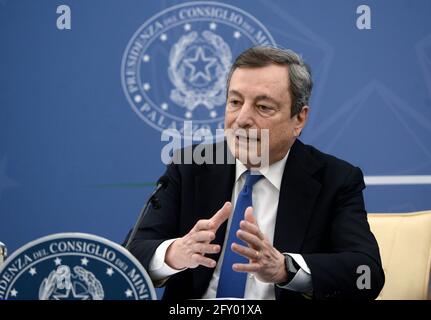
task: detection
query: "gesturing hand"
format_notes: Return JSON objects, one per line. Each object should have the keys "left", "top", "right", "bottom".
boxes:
{"left": 231, "top": 207, "right": 288, "bottom": 284}
{"left": 165, "top": 202, "right": 232, "bottom": 270}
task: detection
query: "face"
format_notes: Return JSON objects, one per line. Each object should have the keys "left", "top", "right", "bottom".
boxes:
{"left": 224, "top": 64, "right": 309, "bottom": 166}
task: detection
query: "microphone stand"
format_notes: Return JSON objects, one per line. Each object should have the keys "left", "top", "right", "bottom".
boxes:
{"left": 125, "top": 178, "right": 167, "bottom": 250}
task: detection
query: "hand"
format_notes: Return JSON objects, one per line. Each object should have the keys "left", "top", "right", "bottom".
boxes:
{"left": 165, "top": 202, "right": 232, "bottom": 270}
{"left": 231, "top": 207, "right": 288, "bottom": 284}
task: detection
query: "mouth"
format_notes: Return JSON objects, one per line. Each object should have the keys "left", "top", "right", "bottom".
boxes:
{"left": 235, "top": 134, "right": 261, "bottom": 144}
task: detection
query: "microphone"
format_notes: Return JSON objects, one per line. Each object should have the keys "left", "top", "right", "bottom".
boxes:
{"left": 125, "top": 176, "right": 169, "bottom": 250}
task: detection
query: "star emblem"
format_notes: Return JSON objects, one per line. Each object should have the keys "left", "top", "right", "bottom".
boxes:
{"left": 106, "top": 267, "right": 114, "bottom": 276}
{"left": 134, "top": 95, "right": 142, "bottom": 103}
{"left": 29, "top": 267, "right": 37, "bottom": 276}
{"left": 10, "top": 288, "right": 18, "bottom": 297}
{"left": 183, "top": 47, "right": 217, "bottom": 83}
{"left": 160, "top": 33, "right": 168, "bottom": 42}
{"left": 125, "top": 289, "right": 133, "bottom": 298}
{"left": 54, "top": 257, "right": 62, "bottom": 266}
{"left": 184, "top": 23, "right": 191, "bottom": 31}
{"left": 209, "top": 22, "right": 217, "bottom": 30}
{"left": 81, "top": 257, "right": 89, "bottom": 266}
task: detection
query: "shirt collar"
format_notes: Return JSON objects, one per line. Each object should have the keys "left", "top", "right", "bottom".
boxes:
{"left": 235, "top": 150, "right": 290, "bottom": 191}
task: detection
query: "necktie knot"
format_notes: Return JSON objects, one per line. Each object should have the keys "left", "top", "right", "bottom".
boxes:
{"left": 242, "top": 171, "right": 263, "bottom": 194}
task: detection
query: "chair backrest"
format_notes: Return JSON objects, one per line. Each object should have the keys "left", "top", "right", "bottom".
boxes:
{"left": 368, "top": 211, "right": 431, "bottom": 300}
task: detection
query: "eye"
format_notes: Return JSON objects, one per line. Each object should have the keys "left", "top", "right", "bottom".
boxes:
{"left": 257, "top": 105, "right": 272, "bottom": 112}
{"left": 229, "top": 99, "right": 242, "bottom": 107}
{"left": 256, "top": 104, "right": 277, "bottom": 117}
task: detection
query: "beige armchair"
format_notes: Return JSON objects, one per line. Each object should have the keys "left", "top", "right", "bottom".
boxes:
{"left": 368, "top": 210, "right": 431, "bottom": 300}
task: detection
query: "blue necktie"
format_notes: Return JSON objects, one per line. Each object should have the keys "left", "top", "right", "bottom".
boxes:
{"left": 216, "top": 170, "right": 263, "bottom": 298}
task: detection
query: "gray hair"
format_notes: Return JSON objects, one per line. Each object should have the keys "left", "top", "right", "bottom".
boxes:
{"left": 226, "top": 46, "right": 313, "bottom": 117}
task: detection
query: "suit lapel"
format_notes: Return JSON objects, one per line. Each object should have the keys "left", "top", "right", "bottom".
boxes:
{"left": 273, "top": 140, "right": 323, "bottom": 254}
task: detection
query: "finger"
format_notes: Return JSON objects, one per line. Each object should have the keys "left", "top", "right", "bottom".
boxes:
{"left": 232, "top": 262, "right": 260, "bottom": 273}
{"left": 239, "top": 220, "right": 263, "bottom": 239}
{"left": 191, "top": 231, "right": 215, "bottom": 242}
{"left": 191, "top": 253, "right": 217, "bottom": 268}
{"left": 236, "top": 229, "right": 262, "bottom": 248}
{"left": 243, "top": 208, "right": 264, "bottom": 240}
{"left": 192, "top": 243, "right": 220, "bottom": 254}
{"left": 209, "top": 201, "right": 232, "bottom": 230}
{"left": 191, "top": 219, "right": 212, "bottom": 232}
{"left": 231, "top": 243, "right": 260, "bottom": 261}
{"left": 244, "top": 207, "right": 257, "bottom": 224}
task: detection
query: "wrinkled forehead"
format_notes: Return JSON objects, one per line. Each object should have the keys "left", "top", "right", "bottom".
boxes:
{"left": 228, "top": 65, "right": 291, "bottom": 99}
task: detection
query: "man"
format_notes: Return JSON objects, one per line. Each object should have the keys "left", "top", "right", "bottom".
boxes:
{"left": 128, "top": 46, "right": 385, "bottom": 300}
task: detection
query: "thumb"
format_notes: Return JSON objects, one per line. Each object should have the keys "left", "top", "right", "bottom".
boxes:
{"left": 244, "top": 207, "right": 256, "bottom": 224}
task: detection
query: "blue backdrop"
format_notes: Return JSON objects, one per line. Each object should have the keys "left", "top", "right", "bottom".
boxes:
{"left": 1, "top": 0, "right": 431, "bottom": 255}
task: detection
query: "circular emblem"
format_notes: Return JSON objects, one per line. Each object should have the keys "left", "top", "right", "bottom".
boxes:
{"left": 121, "top": 1, "right": 276, "bottom": 138}
{"left": 0, "top": 233, "right": 156, "bottom": 300}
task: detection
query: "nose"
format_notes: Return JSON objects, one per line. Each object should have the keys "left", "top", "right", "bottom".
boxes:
{"left": 235, "top": 102, "right": 255, "bottom": 128}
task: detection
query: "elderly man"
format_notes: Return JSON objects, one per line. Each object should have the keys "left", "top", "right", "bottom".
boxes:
{"left": 128, "top": 46, "right": 384, "bottom": 300}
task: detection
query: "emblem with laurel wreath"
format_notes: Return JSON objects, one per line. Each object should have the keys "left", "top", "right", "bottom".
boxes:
{"left": 168, "top": 30, "right": 232, "bottom": 114}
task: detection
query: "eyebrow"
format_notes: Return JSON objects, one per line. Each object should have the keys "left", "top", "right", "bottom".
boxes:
{"left": 254, "top": 95, "right": 280, "bottom": 107}
{"left": 227, "top": 90, "right": 243, "bottom": 98}
{"left": 227, "top": 90, "right": 280, "bottom": 107}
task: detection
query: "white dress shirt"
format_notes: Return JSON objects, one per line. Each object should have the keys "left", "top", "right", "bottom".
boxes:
{"left": 148, "top": 150, "right": 313, "bottom": 299}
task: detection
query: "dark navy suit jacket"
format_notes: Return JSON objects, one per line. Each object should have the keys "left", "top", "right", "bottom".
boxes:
{"left": 128, "top": 139, "right": 385, "bottom": 300}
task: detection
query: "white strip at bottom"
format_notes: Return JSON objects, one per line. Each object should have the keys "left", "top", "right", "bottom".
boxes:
{"left": 364, "top": 175, "right": 431, "bottom": 186}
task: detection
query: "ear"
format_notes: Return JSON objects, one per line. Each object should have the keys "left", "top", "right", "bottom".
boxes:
{"left": 293, "top": 106, "right": 309, "bottom": 137}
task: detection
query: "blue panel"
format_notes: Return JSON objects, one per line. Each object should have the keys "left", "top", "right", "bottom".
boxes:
{"left": 1, "top": 0, "right": 430, "bottom": 257}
